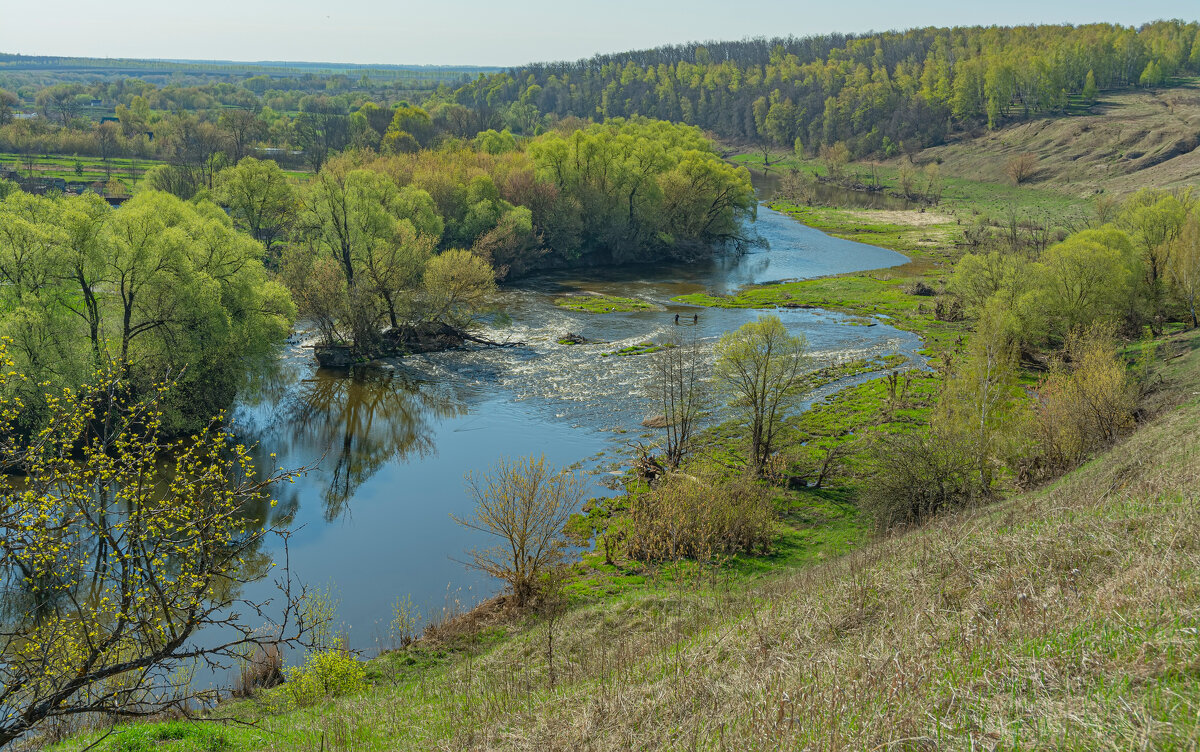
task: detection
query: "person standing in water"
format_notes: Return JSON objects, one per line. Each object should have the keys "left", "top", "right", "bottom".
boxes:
{"left": 693, "top": 313, "right": 698, "bottom": 324}
{"left": 674, "top": 314, "right": 680, "bottom": 325}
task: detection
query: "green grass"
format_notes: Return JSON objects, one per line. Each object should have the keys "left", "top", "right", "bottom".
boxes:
{"left": 553, "top": 294, "right": 659, "bottom": 313}
{"left": 600, "top": 341, "right": 674, "bottom": 357}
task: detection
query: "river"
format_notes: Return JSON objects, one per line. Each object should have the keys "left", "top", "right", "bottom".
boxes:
{"left": 229, "top": 194, "right": 919, "bottom": 653}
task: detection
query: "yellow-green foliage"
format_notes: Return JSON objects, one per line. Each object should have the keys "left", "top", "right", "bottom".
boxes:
{"left": 284, "top": 644, "right": 367, "bottom": 708}
{"left": 1035, "top": 324, "right": 1138, "bottom": 472}
{"left": 0, "top": 189, "right": 295, "bottom": 434}
{"left": 0, "top": 340, "right": 301, "bottom": 748}
{"left": 460, "top": 22, "right": 1200, "bottom": 156}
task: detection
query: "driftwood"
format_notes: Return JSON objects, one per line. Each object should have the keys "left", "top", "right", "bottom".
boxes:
{"left": 314, "top": 322, "right": 525, "bottom": 368}
{"left": 461, "top": 332, "right": 525, "bottom": 348}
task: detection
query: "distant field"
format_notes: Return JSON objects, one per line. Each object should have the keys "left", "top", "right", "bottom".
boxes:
{"left": 0, "top": 152, "right": 153, "bottom": 189}
{"left": 0, "top": 152, "right": 311, "bottom": 187}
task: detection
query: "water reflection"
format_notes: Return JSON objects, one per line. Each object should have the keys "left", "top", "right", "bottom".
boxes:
{"left": 242, "top": 368, "right": 465, "bottom": 522}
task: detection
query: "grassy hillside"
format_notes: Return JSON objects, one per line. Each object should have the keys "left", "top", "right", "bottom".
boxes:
{"left": 52, "top": 331, "right": 1200, "bottom": 750}
{"left": 916, "top": 81, "right": 1200, "bottom": 198}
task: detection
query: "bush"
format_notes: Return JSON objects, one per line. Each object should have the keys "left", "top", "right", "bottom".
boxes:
{"left": 860, "top": 428, "right": 978, "bottom": 531}
{"left": 625, "top": 476, "right": 774, "bottom": 561}
{"left": 284, "top": 642, "right": 367, "bottom": 707}
{"left": 1005, "top": 153, "right": 1038, "bottom": 185}
{"left": 1034, "top": 324, "right": 1136, "bottom": 473}
{"left": 453, "top": 456, "right": 585, "bottom": 606}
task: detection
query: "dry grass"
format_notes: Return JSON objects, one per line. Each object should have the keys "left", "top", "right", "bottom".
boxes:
{"left": 917, "top": 81, "right": 1200, "bottom": 198}
{"left": 841, "top": 208, "right": 955, "bottom": 227}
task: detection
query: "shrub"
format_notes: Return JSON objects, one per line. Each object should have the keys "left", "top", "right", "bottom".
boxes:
{"left": 233, "top": 642, "right": 284, "bottom": 697}
{"left": 1004, "top": 153, "right": 1038, "bottom": 185}
{"left": 284, "top": 642, "right": 367, "bottom": 707}
{"left": 625, "top": 476, "right": 774, "bottom": 561}
{"left": 860, "top": 428, "right": 978, "bottom": 531}
{"left": 453, "top": 456, "right": 586, "bottom": 606}
{"left": 1034, "top": 324, "right": 1136, "bottom": 473}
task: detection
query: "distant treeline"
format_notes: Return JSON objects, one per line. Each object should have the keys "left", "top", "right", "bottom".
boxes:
{"left": 453, "top": 22, "right": 1200, "bottom": 157}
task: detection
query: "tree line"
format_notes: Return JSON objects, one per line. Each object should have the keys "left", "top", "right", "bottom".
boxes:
{"left": 282, "top": 117, "right": 754, "bottom": 355}
{"left": 454, "top": 21, "right": 1200, "bottom": 158}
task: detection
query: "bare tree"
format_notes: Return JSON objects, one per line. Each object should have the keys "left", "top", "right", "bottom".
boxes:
{"left": 1004, "top": 153, "right": 1039, "bottom": 185}
{"left": 647, "top": 328, "right": 709, "bottom": 467}
{"left": 452, "top": 456, "right": 586, "bottom": 606}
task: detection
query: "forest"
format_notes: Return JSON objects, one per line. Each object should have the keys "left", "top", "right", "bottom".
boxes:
{"left": 457, "top": 21, "right": 1200, "bottom": 156}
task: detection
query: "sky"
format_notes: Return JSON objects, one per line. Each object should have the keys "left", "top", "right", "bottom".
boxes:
{"left": 0, "top": 0, "right": 1197, "bottom": 67}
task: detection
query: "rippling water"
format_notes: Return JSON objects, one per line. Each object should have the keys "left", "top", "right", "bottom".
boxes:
{"left": 229, "top": 201, "right": 920, "bottom": 652}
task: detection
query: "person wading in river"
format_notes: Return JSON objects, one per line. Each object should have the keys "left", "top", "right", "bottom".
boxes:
{"left": 693, "top": 314, "right": 698, "bottom": 324}
{"left": 674, "top": 314, "right": 680, "bottom": 325}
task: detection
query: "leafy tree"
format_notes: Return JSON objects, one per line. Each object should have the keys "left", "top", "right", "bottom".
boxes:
{"left": 1169, "top": 213, "right": 1200, "bottom": 328}
{"left": 0, "top": 190, "right": 294, "bottom": 434}
{"left": 214, "top": 157, "right": 298, "bottom": 253}
{"left": 385, "top": 104, "right": 434, "bottom": 149}
{"left": 421, "top": 249, "right": 496, "bottom": 330}
{"left": 714, "top": 315, "right": 808, "bottom": 474}
{"left": 0, "top": 88, "right": 16, "bottom": 125}
{"left": 293, "top": 97, "right": 350, "bottom": 172}
{"left": 1034, "top": 227, "right": 1137, "bottom": 337}
{"left": 473, "top": 128, "right": 517, "bottom": 154}
{"left": 218, "top": 106, "right": 267, "bottom": 163}
{"left": 1119, "top": 189, "right": 1194, "bottom": 331}
{"left": 948, "top": 251, "right": 1032, "bottom": 315}
{"left": 934, "top": 303, "right": 1028, "bottom": 492}
{"left": 1083, "top": 69, "right": 1099, "bottom": 101}
{"left": 34, "top": 83, "right": 86, "bottom": 126}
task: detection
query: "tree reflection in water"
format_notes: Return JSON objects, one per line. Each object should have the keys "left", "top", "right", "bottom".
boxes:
{"left": 282, "top": 368, "right": 465, "bottom": 520}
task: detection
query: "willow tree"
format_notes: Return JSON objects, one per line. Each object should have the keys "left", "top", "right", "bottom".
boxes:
{"left": 1119, "top": 189, "right": 1195, "bottom": 331}
{"left": 214, "top": 156, "right": 298, "bottom": 253}
{"left": 0, "top": 190, "right": 295, "bottom": 435}
{"left": 294, "top": 162, "right": 499, "bottom": 352}
{"left": 714, "top": 315, "right": 808, "bottom": 474}
{"left": 0, "top": 345, "right": 317, "bottom": 748}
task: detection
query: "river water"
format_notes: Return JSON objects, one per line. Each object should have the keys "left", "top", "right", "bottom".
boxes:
{"left": 230, "top": 196, "right": 918, "bottom": 651}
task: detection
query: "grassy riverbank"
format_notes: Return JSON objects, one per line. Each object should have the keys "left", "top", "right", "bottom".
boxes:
{"left": 676, "top": 201, "right": 965, "bottom": 354}
{"left": 52, "top": 329, "right": 1200, "bottom": 751}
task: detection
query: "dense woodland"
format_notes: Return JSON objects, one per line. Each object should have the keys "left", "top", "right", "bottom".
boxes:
{"left": 458, "top": 22, "right": 1200, "bottom": 156}
{"left": 5, "top": 22, "right": 1200, "bottom": 183}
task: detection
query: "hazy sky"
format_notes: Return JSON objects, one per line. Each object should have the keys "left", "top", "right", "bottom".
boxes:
{"left": 1, "top": 0, "right": 1197, "bottom": 67}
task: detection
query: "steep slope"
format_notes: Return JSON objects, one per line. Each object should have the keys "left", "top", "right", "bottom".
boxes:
{"left": 918, "top": 82, "right": 1200, "bottom": 198}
